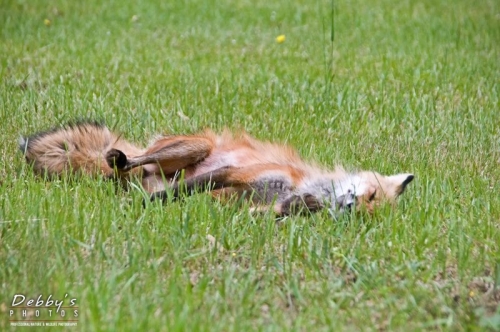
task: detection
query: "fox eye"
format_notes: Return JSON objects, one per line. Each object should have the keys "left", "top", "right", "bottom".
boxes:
{"left": 368, "top": 190, "right": 377, "bottom": 202}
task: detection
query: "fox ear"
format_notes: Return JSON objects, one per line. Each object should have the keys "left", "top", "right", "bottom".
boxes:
{"left": 387, "top": 173, "right": 414, "bottom": 196}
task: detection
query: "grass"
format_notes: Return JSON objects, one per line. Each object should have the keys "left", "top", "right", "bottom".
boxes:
{"left": 1, "top": 0, "right": 500, "bottom": 330}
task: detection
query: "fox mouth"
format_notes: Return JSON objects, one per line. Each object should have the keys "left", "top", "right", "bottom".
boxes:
{"left": 325, "top": 190, "right": 356, "bottom": 219}
{"left": 335, "top": 191, "right": 355, "bottom": 211}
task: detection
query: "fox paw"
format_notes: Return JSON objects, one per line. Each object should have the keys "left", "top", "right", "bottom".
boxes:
{"left": 106, "top": 149, "right": 128, "bottom": 170}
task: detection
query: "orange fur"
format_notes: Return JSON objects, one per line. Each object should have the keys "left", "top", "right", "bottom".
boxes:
{"left": 20, "top": 122, "right": 414, "bottom": 216}
{"left": 19, "top": 122, "right": 144, "bottom": 179}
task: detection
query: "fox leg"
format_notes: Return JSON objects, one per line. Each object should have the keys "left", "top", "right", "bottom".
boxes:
{"left": 277, "top": 194, "right": 324, "bottom": 216}
{"left": 148, "top": 164, "right": 325, "bottom": 215}
{"left": 149, "top": 166, "right": 235, "bottom": 203}
{"left": 248, "top": 194, "right": 325, "bottom": 216}
{"left": 248, "top": 205, "right": 283, "bottom": 215}
{"left": 150, "top": 164, "right": 300, "bottom": 202}
{"left": 106, "top": 135, "right": 213, "bottom": 174}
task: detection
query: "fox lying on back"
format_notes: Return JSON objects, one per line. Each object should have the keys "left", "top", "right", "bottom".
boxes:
{"left": 20, "top": 121, "right": 414, "bottom": 216}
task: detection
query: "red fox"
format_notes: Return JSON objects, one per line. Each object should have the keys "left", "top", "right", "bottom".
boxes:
{"left": 20, "top": 121, "right": 413, "bottom": 216}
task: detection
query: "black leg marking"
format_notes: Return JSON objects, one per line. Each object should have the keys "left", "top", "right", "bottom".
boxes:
{"left": 106, "top": 149, "right": 128, "bottom": 170}
{"left": 148, "top": 166, "right": 235, "bottom": 205}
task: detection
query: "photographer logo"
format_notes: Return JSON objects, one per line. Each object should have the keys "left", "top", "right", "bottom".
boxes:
{"left": 8, "top": 294, "right": 78, "bottom": 327}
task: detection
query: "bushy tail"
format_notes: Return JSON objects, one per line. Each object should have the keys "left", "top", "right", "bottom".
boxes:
{"left": 19, "top": 121, "right": 144, "bottom": 178}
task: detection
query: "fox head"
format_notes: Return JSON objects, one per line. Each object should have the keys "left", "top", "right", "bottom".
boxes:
{"left": 334, "top": 172, "right": 414, "bottom": 214}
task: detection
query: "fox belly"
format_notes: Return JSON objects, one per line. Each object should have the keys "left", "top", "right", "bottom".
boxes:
{"left": 235, "top": 171, "right": 296, "bottom": 204}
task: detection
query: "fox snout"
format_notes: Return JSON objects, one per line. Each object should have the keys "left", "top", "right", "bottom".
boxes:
{"left": 335, "top": 192, "right": 355, "bottom": 212}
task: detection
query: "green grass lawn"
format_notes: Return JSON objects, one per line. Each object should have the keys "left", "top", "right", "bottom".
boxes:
{"left": 1, "top": 0, "right": 500, "bottom": 330}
